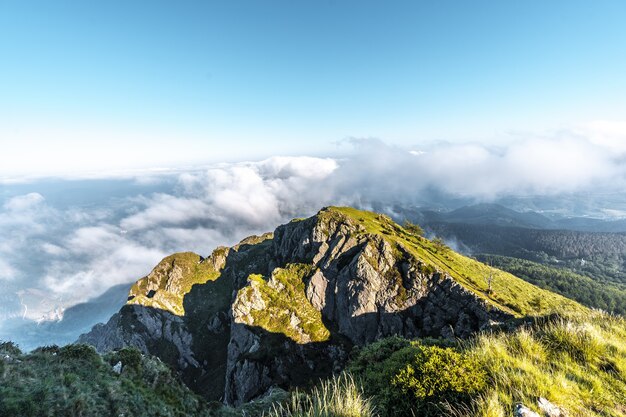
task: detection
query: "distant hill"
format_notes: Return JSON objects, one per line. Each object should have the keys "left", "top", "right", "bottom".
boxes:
{"left": 412, "top": 202, "right": 626, "bottom": 232}
{"left": 426, "top": 221, "right": 626, "bottom": 285}
{"left": 420, "top": 203, "right": 554, "bottom": 229}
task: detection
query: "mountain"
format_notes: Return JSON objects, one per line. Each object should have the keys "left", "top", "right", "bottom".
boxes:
{"left": 79, "top": 207, "right": 583, "bottom": 405}
{"left": 413, "top": 202, "right": 626, "bottom": 232}
{"left": 420, "top": 203, "right": 554, "bottom": 229}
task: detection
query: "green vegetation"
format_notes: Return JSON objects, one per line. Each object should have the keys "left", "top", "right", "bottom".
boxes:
{"left": 402, "top": 220, "right": 424, "bottom": 236}
{"left": 349, "top": 338, "right": 486, "bottom": 416}
{"left": 478, "top": 254, "right": 626, "bottom": 315}
{"left": 275, "top": 311, "right": 626, "bottom": 417}
{"left": 266, "top": 373, "right": 375, "bottom": 417}
{"left": 468, "top": 312, "right": 626, "bottom": 416}
{"left": 236, "top": 263, "right": 331, "bottom": 343}
{"left": 324, "top": 207, "right": 584, "bottom": 317}
{"left": 427, "top": 222, "right": 626, "bottom": 286}
{"left": 0, "top": 343, "right": 212, "bottom": 417}
{"left": 128, "top": 251, "right": 222, "bottom": 316}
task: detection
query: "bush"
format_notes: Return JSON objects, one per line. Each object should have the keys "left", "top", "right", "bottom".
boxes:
{"left": 349, "top": 338, "right": 486, "bottom": 417}
{"left": 392, "top": 345, "right": 487, "bottom": 416}
{"left": 0, "top": 341, "right": 22, "bottom": 356}
{"left": 403, "top": 220, "right": 424, "bottom": 237}
{"left": 116, "top": 346, "right": 143, "bottom": 372}
{"left": 59, "top": 344, "right": 101, "bottom": 365}
{"left": 32, "top": 345, "right": 61, "bottom": 355}
{"left": 432, "top": 237, "right": 449, "bottom": 252}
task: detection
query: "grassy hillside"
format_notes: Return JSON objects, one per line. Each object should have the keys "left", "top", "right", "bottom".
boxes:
{"left": 328, "top": 207, "right": 584, "bottom": 317}
{"left": 268, "top": 311, "right": 626, "bottom": 417}
{"left": 427, "top": 221, "right": 626, "bottom": 285}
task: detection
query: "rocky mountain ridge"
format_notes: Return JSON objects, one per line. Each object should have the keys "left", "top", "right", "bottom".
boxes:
{"left": 79, "top": 207, "right": 583, "bottom": 405}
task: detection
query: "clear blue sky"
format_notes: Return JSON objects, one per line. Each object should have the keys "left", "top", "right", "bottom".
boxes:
{"left": 2, "top": 0, "right": 626, "bottom": 176}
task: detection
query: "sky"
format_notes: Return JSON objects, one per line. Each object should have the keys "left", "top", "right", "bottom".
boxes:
{"left": 2, "top": 0, "right": 626, "bottom": 177}
{"left": 4, "top": 1, "right": 626, "bottom": 347}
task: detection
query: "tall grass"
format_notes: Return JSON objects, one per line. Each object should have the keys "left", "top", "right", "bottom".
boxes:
{"left": 265, "top": 373, "right": 375, "bottom": 417}
{"left": 274, "top": 312, "right": 626, "bottom": 417}
{"left": 461, "top": 312, "right": 626, "bottom": 417}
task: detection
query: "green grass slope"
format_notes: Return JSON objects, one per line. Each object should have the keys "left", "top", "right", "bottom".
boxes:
{"left": 478, "top": 254, "right": 626, "bottom": 315}
{"left": 127, "top": 251, "right": 223, "bottom": 316}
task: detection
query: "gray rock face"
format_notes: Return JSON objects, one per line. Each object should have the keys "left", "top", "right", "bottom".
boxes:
{"left": 78, "top": 304, "right": 198, "bottom": 370}
{"left": 79, "top": 207, "right": 513, "bottom": 406}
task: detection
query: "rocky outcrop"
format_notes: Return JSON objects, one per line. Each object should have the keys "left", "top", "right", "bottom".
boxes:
{"left": 126, "top": 250, "right": 225, "bottom": 316}
{"left": 80, "top": 207, "right": 520, "bottom": 405}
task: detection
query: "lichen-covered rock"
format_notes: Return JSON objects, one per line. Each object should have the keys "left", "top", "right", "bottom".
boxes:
{"left": 126, "top": 250, "right": 224, "bottom": 316}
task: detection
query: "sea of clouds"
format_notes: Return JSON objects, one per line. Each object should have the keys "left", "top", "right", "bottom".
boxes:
{"left": 1, "top": 131, "right": 626, "bottom": 327}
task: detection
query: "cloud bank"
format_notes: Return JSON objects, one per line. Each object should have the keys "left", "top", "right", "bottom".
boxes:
{"left": 2, "top": 129, "right": 626, "bottom": 324}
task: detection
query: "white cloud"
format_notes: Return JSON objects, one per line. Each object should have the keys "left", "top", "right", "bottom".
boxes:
{"left": 3, "top": 193, "right": 45, "bottom": 211}
{"left": 579, "top": 120, "right": 626, "bottom": 154}
{"left": 0, "top": 259, "right": 17, "bottom": 281}
{"left": 3, "top": 128, "right": 626, "bottom": 324}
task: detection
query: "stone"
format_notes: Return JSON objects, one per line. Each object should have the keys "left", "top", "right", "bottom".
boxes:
{"left": 515, "top": 404, "right": 541, "bottom": 417}
{"left": 112, "top": 361, "right": 122, "bottom": 374}
{"left": 538, "top": 397, "right": 565, "bottom": 417}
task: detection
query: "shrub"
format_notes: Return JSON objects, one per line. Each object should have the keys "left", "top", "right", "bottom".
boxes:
{"left": 432, "top": 237, "right": 449, "bottom": 252}
{"left": 32, "top": 345, "right": 61, "bottom": 355}
{"left": 403, "top": 220, "right": 424, "bottom": 237}
{"left": 116, "top": 346, "right": 143, "bottom": 373}
{"left": 59, "top": 344, "right": 101, "bottom": 365}
{"left": 349, "top": 338, "right": 486, "bottom": 417}
{"left": 0, "top": 341, "right": 22, "bottom": 356}
{"left": 392, "top": 345, "right": 487, "bottom": 416}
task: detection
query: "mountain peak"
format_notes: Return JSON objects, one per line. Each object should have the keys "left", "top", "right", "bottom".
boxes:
{"left": 80, "top": 206, "right": 583, "bottom": 405}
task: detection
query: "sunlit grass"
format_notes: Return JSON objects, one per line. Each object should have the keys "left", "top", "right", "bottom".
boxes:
{"left": 265, "top": 373, "right": 375, "bottom": 417}
{"left": 461, "top": 311, "right": 626, "bottom": 416}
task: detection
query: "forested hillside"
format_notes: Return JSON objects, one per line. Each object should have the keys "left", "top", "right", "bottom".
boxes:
{"left": 477, "top": 255, "right": 626, "bottom": 315}
{"left": 427, "top": 222, "right": 626, "bottom": 285}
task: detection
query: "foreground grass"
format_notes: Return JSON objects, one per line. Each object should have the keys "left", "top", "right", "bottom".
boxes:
{"left": 272, "top": 311, "right": 626, "bottom": 417}
{"left": 467, "top": 312, "right": 626, "bottom": 417}
{"left": 265, "top": 374, "right": 375, "bottom": 417}
{"left": 0, "top": 343, "right": 211, "bottom": 417}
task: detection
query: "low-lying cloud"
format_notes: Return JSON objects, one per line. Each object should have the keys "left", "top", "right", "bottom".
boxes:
{"left": 2, "top": 129, "right": 626, "bottom": 325}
